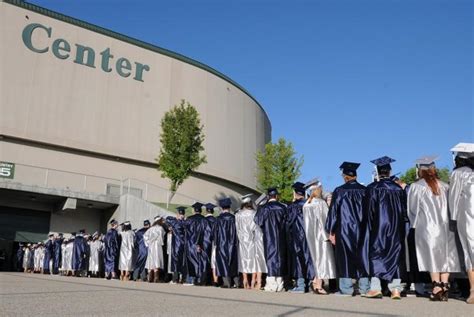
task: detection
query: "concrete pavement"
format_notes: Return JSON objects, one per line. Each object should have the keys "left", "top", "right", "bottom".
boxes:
{"left": 0, "top": 273, "right": 472, "bottom": 316}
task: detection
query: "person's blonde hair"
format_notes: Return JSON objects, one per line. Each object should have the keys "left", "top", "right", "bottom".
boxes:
{"left": 308, "top": 186, "right": 323, "bottom": 203}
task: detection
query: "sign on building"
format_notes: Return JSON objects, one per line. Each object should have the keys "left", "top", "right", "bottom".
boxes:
{"left": 0, "top": 162, "right": 15, "bottom": 179}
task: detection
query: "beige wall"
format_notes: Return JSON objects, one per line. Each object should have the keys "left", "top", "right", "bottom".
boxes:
{"left": 0, "top": 2, "right": 271, "bottom": 191}
{"left": 50, "top": 207, "right": 101, "bottom": 235}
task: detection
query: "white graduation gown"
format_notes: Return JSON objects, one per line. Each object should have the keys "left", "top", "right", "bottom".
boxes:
{"left": 235, "top": 208, "right": 267, "bottom": 273}
{"left": 64, "top": 242, "right": 74, "bottom": 271}
{"left": 303, "top": 198, "right": 337, "bottom": 279}
{"left": 118, "top": 230, "right": 135, "bottom": 271}
{"left": 144, "top": 225, "right": 165, "bottom": 270}
{"left": 449, "top": 166, "right": 474, "bottom": 270}
{"left": 89, "top": 240, "right": 103, "bottom": 272}
{"left": 408, "top": 179, "right": 460, "bottom": 272}
{"left": 23, "top": 248, "right": 31, "bottom": 269}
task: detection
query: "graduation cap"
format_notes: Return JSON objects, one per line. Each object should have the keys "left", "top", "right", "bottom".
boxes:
{"left": 205, "top": 203, "right": 216, "bottom": 213}
{"left": 176, "top": 206, "right": 186, "bottom": 215}
{"left": 153, "top": 215, "right": 163, "bottom": 222}
{"left": 292, "top": 182, "right": 306, "bottom": 195}
{"left": 58, "top": 233, "right": 63, "bottom": 237}
{"left": 255, "top": 193, "right": 268, "bottom": 206}
{"left": 109, "top": 219, "right": 118, "bottom": 225}
{"left": 267, "top": 187, "right": 278, "bottom": 196}
{"left": 192, "top": 202, "right": 203, "bottom": 212}
{"left": 451, "top": 142, "right": 474, "bottom": 158}
{"left": 92, "top": 231, "right": 99, "bottom": 238}
{"left": 240, "top": 194, "right": 253, "bottom": 204}
{"left": 79, "top": 229, "right": 86, "bottom": 234}
{"left": 305, "top": 177, "right": 321, "bottom": 189}
{"left": 339, "top": 162, "right": 360, "bottom": 177}
{"left": 415, "top": 155, "right": 439, "bottom": 170}
{"left": 143, "top": 219, "right": 151, "bottom": 226}
{"left": 218, "top": 197, "right": 232, "bottom": 209}
{"left": 48, "top": 233, "right": 54, "bottom": 238}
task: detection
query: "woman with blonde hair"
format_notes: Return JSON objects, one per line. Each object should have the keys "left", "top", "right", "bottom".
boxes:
{"left": 303, "top": 179, "right": 336, "bottom": 294}
{"left": 408, "top": 156, "right": 460, "bottom": 301}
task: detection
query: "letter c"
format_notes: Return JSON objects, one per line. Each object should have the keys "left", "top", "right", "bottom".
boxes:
{"left": 22, "top": 23, "right": 51, "bottom": 53}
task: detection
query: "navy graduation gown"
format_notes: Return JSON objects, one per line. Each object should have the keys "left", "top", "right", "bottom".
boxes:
{"left": 104, "top": 228, "right": 120, "bottom": 273}
{"left": 325, "top": 180, "right": 368, "bottom": 278}
{"left": 185, "top": 214, "right": 212, "bottom": 279}
{"left": 254, "top": 200, "right": 288, "bottom": 276}
{"left": 286, "top": 199, "right": 315, "bottom": 279}
{"left": 166, "top": 217, "right": 187, "bottom": 274}
{"left": 364, "top": 178, "right": 408, "bottom": 281}
{"left": 53, "top": 238, "right": 63, "bottom": 274}
{"left": 134, "top": 227, "right": 148, "bottom": 273}
{"left": 214, "top": 212, "right": 238, "bottom": 278}
{"left": 204, "top": 215, "right": 216, "bottom": 269}
{"left": 72, "top": 235, "right": 88, "bottom": 271}
{"left": 43, "top": 239, "right": 54, "bottom": 273}
{"left": 16, "top": 247, "right": 24, "bottom": 271}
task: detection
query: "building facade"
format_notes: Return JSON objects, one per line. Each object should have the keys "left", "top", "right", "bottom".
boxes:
{"left": 0, "top": 0, "right": 271, "bottom": 267}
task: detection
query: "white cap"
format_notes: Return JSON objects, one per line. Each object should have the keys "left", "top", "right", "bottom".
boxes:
{"left": 415, "top": 155, "right": 439, "bottom": 169}
{"left": 240, "top": 194, "right": 253, "bottom": 204}
{"left": 451, "top": 143, "right": 474, "bottom": 158}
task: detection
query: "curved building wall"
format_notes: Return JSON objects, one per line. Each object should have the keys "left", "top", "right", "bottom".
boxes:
{"left": 0, "top": 1, "right": 271, "bottom": 202}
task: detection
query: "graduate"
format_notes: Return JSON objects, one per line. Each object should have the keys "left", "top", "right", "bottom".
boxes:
{"left": 448, "top": 142, "right": 474, "bottom": 304}
{"left": 133, "top": 219, "right": 150, "bottom": 281}
{"left": 16, "top": 243, "right": 24, "bottom": 272}
{"left": 235, "top": 194, "right": 267, "bottom": 290}
{"left": 23, "top": 244, "right": 32, "bottom": 273}
{"left": 144, "top": 216, "right": 166, "bottom": 283}
{"left": 118, "top": 221, "right": 135, "bottom": 281}
{"left": 104, "top": 219, "right": 120, "bottom": 280}
{"left": 214, "top": 197, "right": 239, "bottom": 288}
{"left": 63, "top": 236, "right": 74, "bottom": 275}
{"left": 34, "top": 243, "right": 44, "bottom": 273}
{"left": 52, "top": 233, "right": 63, "bottom": 275}
{"left": 303, "top": 179, "right": 336, "bottom": 295}
{"left": 254, "top": 188, "right": 288, "bottom": 292}
{"left": 88, "top": 232, "right": 103, "bottom": 277}
{"left": 408, "top": 156, "right": 461, "bottom": 301}
{"left": 166, "top": 207, "right": 187, "bottom": 283}
{"left": 286, "top": 182, "right": 315, "bottom": 293}
{"left": 43, "top": 234, "right": 54, "bottom": 274}
{"left": 72, "top": 229, "right": 88, "bottom": 277}
{"left": 325, "top": 162, "right": 369, "bottom": 296}
{"left": 365, "top": 156, "right": 408, "bottom": 300}
{"left": 204, "top": 203, "right": 219, "bottom": 286}
{"left": 184, "top": 202, "right": 213, "bottom": 286}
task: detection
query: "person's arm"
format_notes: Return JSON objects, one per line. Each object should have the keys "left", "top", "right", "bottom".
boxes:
{"left": 325, "top": 190, "right": 338, "bottom": 244}
{"left": 407, "top": 184, "right": 419, "bottom": 229}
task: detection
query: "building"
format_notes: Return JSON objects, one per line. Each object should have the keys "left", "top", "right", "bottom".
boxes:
{"left": 0, "top": 0, "right": 271, "bottom": 269}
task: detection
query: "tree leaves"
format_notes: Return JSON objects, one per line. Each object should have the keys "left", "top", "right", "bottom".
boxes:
{"left": 156, "top": 100, "right": 207, "bottom": 193}
{"left": 256, "top": 138, "right": 303, "bottom": 202}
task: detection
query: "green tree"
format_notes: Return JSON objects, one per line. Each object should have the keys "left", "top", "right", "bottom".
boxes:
{"left": 157, "top": 100, "right": 206, "bottom": 200}
{"left": 400, "top": 167, "right": 450, "bottom": 184}
{"left": 256, "top": 138, "right": 303, "bottom": 202}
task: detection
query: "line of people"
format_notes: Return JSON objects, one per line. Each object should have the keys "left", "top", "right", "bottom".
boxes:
{"left": 15, "top": 143, "right": 473, "bottom": 304}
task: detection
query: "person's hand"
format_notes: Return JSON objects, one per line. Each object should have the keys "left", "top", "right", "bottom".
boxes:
{"left": 329, "top": 233, "right": 336, "bottom": 245}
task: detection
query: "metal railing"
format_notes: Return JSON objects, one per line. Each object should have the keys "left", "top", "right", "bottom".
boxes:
{"left": 0, "top": 162, "right": 122, "bottom": 197}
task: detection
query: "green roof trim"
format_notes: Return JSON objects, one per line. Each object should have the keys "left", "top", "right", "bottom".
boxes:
{"left": 3, "top": 0, "right": 270, "bottom": 121}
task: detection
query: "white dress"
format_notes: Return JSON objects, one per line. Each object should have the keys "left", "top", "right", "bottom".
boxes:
{"left": 89, "top": 240, "right": 103, "bottom": 272}
{"left": 449, "top": 166, "right": 474, "bottom": 270}
{"left": 408, "top": 179, "right": 460, "bottom": 272}
{"left": 118, "top": 230, "right": 135, "bottom": 271}
{"left": 60, "top": 244, "right": 67, "bottom": 271}
{"left": 235, "top": 208, "right": 267, "bottom": 273}
{"left": 303, "top": 198, "right": 337, "bottom": 279}
{"left": 144, "top": 225, "right": 165, "bottom": 270}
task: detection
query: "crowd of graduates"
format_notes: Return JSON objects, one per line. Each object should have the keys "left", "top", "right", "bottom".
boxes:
{"left": 15, "top": 143, "right": 474, "bottom": 304}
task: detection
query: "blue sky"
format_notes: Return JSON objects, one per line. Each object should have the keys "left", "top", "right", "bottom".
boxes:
{"left": 30, "top": 0, "right": 473, "bottom": 190}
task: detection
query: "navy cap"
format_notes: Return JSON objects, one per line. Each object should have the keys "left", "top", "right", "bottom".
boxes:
{"left": 79, "top": 229, "right": 86, "bottom": 234}
{"left": 205, "top": 203, "right": 216, "bottom": 212}
{"left": 109, "top": 219, "right": 118, "bottom": 225}
{"left": 218, "top": 197, "right": 232, "bottom": 209}
{"left": 267, "top": 187, "right": 278, "bottom": 196}
{"left": 48, "top": 233, "right": 54, "bottom": 238}
{"left": 292, "top": 182, "right": 306, "bottom": 195}
{"left": 143, "top": 219, "right": 151, "bottom": 226}
{"left": 371, "top": 156, "right": 395, "bottom": 167}
{"left": 71, "top": 232, "right": 76, "bottom": 237}
{"left": 176, "top": 206, "right": 186, "bottom": 215}
{"left": 192, "top": 202, "right": 203, "bottom": 212}
{"left": 255, "top": 193, "right": 268, "bottom": 206}
{"left": 339, "top": 162, "right": 360, "bottom": 177}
